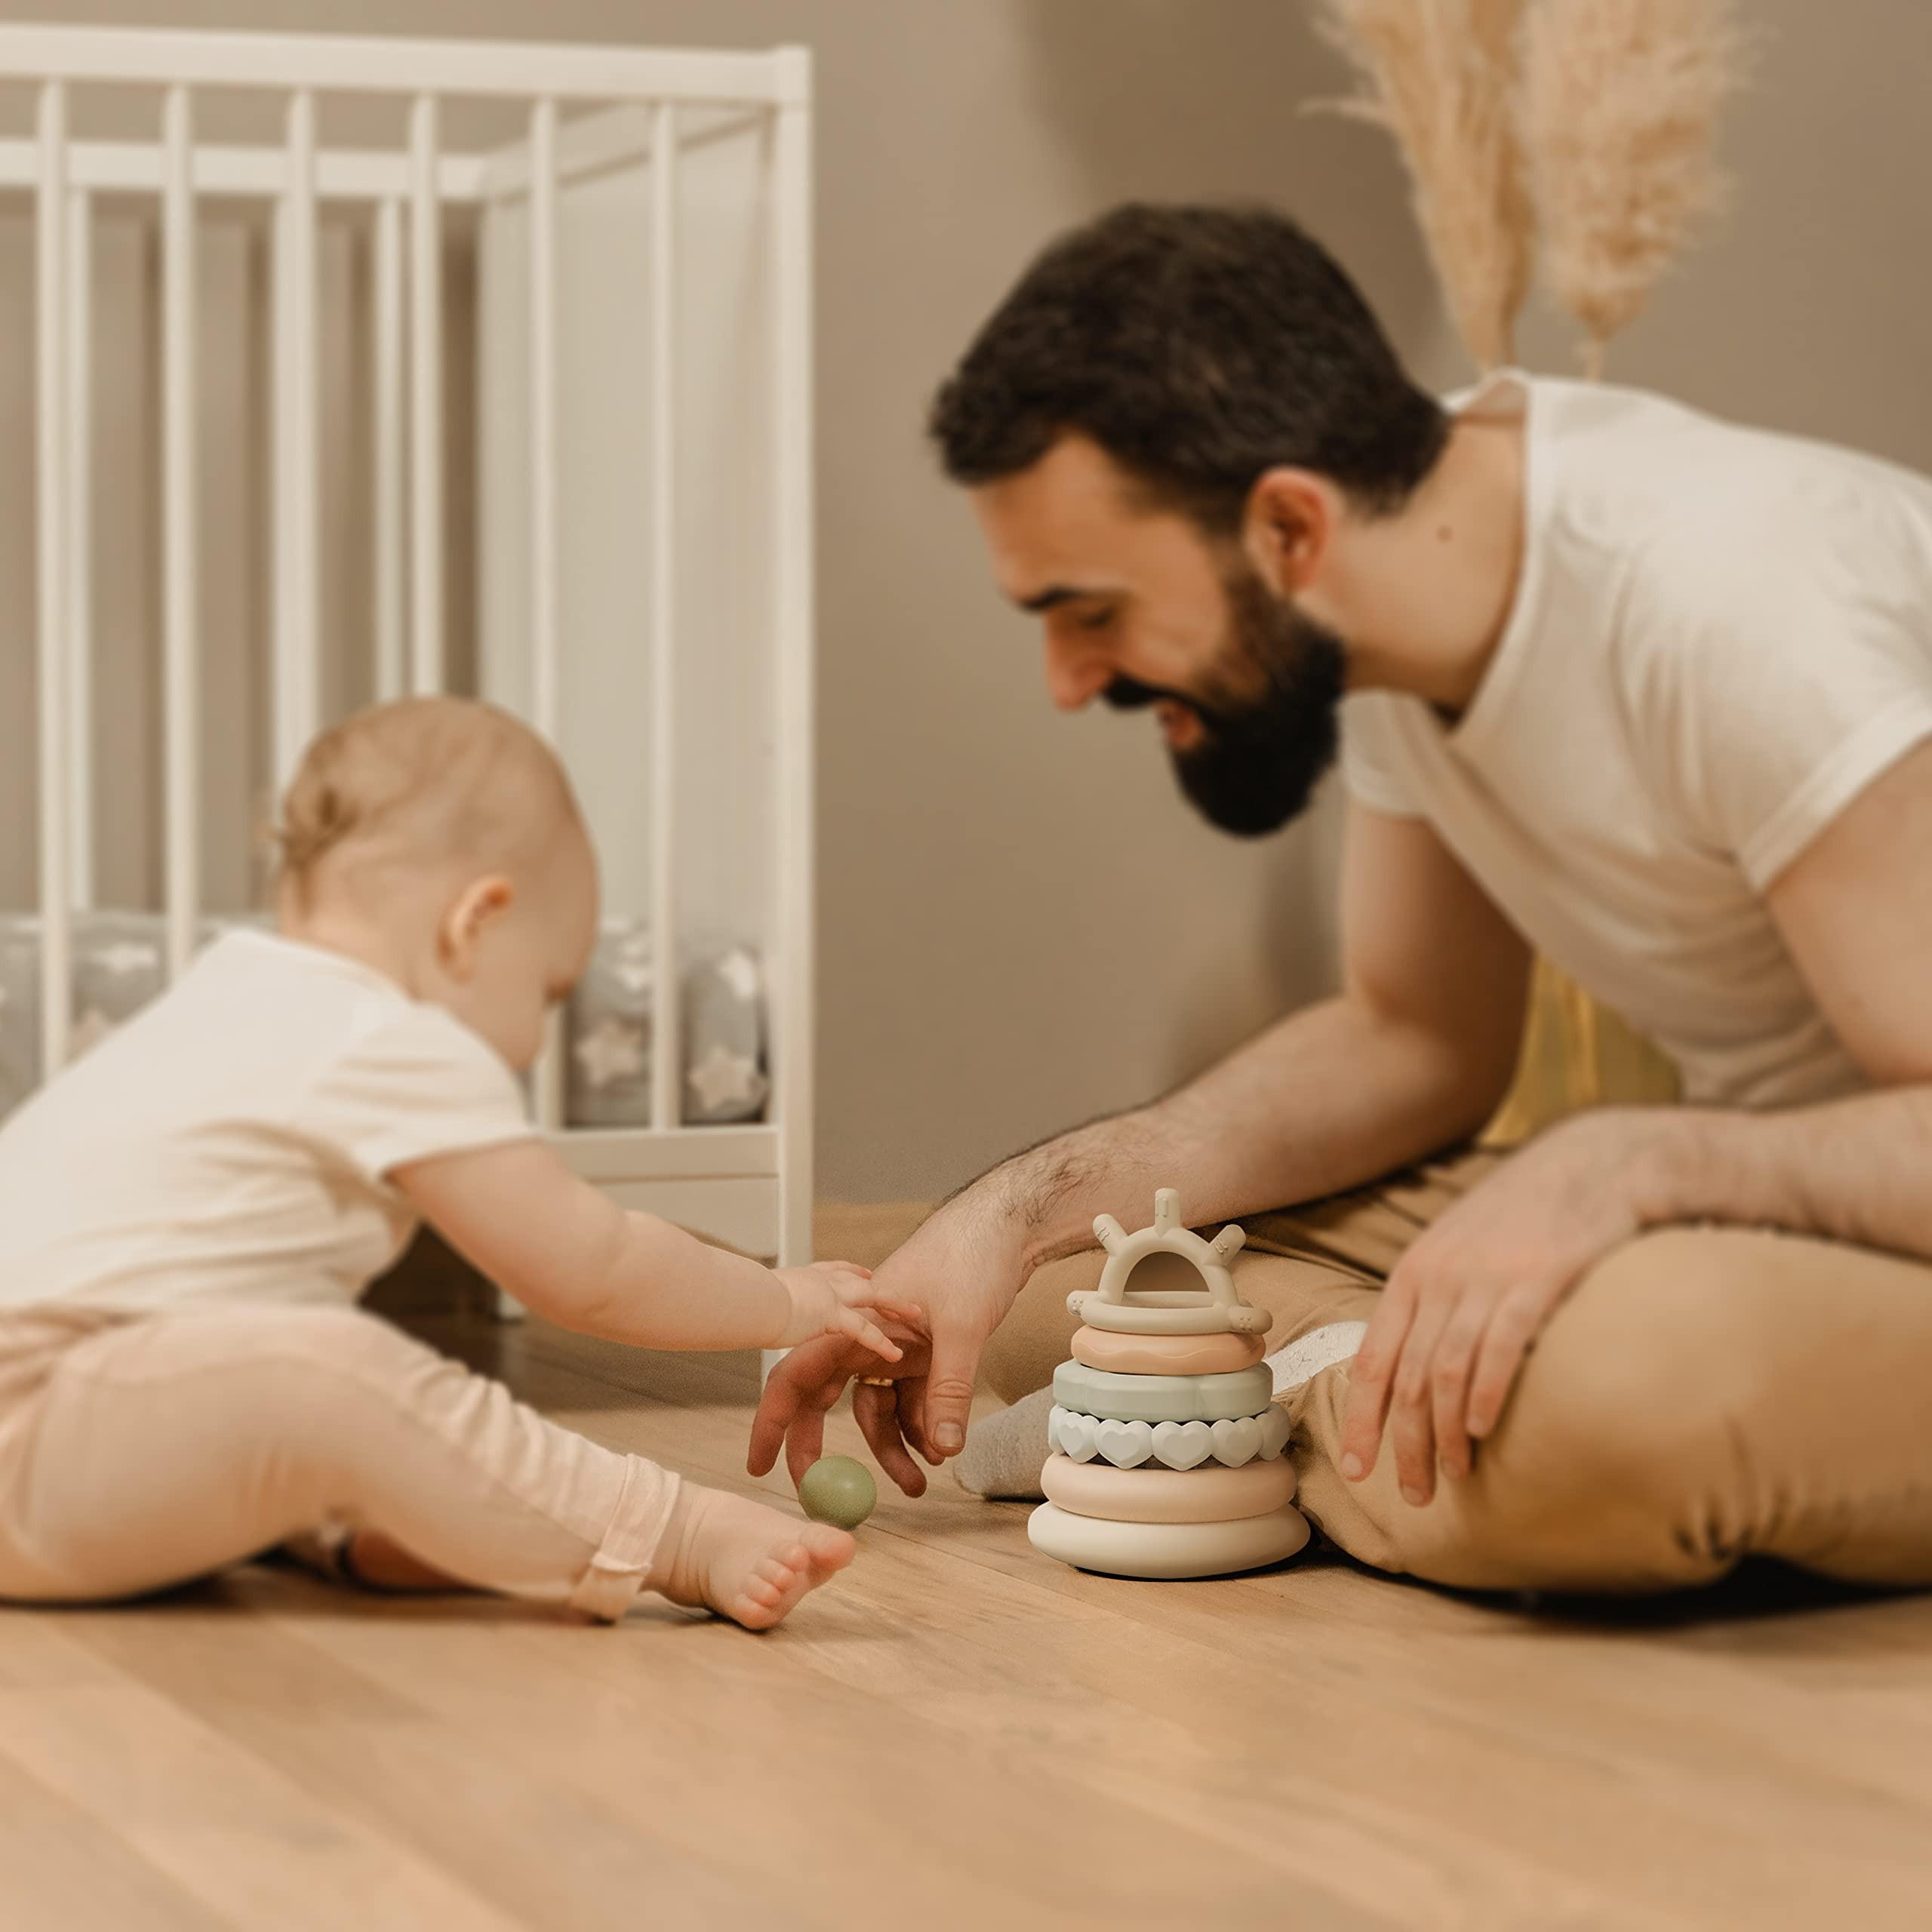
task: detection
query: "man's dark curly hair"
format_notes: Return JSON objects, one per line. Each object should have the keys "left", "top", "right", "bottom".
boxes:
{"left": 929, "top": 202, "right": 1447, "bottom": 531}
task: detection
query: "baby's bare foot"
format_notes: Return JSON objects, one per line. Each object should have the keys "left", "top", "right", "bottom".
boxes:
{"left": 651, "top": 1484, "right": 854, "bottom": 1630}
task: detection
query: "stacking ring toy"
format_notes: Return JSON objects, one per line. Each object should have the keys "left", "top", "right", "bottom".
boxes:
{"left": 1032, "top": 1190, "right": 1309, "bottom": 1583}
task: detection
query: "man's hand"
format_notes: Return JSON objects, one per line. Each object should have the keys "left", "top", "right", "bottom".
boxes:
{"left": 1339, "top": 1109, "right": 1681, "bottom": 1506}
{"left": 749, "top": 1201, "right": 1027, "bottom": 1497}
{"left": 749, "top": 1323, "right": 936, "bottom": 1496}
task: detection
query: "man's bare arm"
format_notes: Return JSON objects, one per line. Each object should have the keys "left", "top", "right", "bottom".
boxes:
{"left": 752, "top": 802, "right": 1534, "bottom": 1484}
{"left": 974, "top": 802, "right": 1533, "bottom": 1275}
{"left": 1656, "top": 737, "right": 1932, "bottom": 1255}
{"left": 1657, "top": 1088, "right": 1932, "bottom": 1256}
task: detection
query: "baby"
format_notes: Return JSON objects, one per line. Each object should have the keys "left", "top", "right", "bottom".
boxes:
{"left": 0, "top": 696, "right": 907, "bottom": 1629}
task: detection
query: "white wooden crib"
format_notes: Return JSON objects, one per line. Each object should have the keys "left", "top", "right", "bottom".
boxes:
{"left": 0, "top": 23, "right": 816, "bottom": 1287}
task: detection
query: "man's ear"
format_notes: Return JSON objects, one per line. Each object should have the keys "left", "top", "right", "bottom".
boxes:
{"left": 438, "top": 875, "right": 516, "bottom": 980}
{"left": 1240, "top": 467, "right": 1337, "bottom": 597}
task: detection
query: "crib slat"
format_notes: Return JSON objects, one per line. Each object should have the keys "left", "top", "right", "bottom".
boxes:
{"left": 64, "top": 186, "right": 92, "bottom": 913}
{"left": 529, "top": 96, "right": 565, "bottom": 1132}
{"left": 408, "top": 94, "right": 443, "bottom": 694}
{"left": 35, "top": 81, "right": 71, "bottom": 1080}
{"left": 373, "top": 198, "right": 405, "bottom": 703}
{"left": 272, "top": 88, "right": 319, "bottom": 796}
{"left": 162, "top": 85, "right": 200, "bottom": 980}
{"left": 771, "top": 55, "right": 816, "bottom": 1267}
{"left": 648, "top": 100, "right": 681, "bottom": 1135}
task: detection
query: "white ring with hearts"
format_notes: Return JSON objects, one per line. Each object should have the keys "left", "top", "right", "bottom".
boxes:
{"left": 1047, "top": 1404, "right": 1291, "bottom": 1469}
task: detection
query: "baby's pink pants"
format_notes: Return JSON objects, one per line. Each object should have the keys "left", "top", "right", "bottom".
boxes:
{"left": 0, "top": 1302, "right": 681, "bottom": 1620}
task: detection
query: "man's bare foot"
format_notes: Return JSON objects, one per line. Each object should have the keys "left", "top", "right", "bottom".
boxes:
{"left": 650, "top": 1484, "right": 854, "bottom": 1631}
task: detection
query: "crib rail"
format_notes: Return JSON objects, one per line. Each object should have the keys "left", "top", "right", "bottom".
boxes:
{"left": 0, "top": 26, "right": 800, "bottom": 105}
{"left": 0, "top": 24, "right": 814, "bottom": 1267}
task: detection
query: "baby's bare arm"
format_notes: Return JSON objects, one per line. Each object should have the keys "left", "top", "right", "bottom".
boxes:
{"left": 394, "top": 1140, "right": 860, "bottom": 1352}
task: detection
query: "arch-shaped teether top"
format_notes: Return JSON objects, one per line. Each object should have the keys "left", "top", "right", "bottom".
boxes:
{"left": 1066, "top": 1189, "right": 1271, "bottom": 1337}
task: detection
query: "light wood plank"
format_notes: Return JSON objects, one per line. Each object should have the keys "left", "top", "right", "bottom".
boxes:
{"left": 0, "top": 1747, "right": 219, "bottom": 1932}
{"left": 0, "top": 1618, "right": 526, "bottom": 1932}
{"left": 58, "top": 1604, "right": 790, "bottom": 1932}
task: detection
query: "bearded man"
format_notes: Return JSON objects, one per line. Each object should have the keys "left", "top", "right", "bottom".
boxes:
{"left": 752, "top": 203, "right": 1932, "bottom": 1595}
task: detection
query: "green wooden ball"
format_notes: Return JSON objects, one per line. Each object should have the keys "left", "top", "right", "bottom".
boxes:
{"left": 798, "top": 1455, "right": 876, "bottom": 1530}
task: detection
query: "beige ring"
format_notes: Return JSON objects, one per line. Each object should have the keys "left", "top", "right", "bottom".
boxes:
{"left": 1039, "top": 1453, "right": 1295, "bottom": 1524}
{"left": 1070, "top": 1326, "right": 1266, "bottom": 1377}
{"left": 857, "top": 1377, "right": 895, "bottom": 1388}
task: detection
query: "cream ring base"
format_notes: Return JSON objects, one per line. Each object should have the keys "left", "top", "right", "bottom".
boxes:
{"left": 1040, "top": 1454, "right": 1296, "bottom": 1524}
{"left": 1071, "top": 1327, "right": 1266, "bottom": 1376}
{"left": 1027, "top": 1502, "right": 1311, "bottom": 1580}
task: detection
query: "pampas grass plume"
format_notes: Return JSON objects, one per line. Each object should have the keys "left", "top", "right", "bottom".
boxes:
{"left": 1311, "top": 0, "right": 1534, "bottom": 371}
{"left": 1523, "top": 0, "right": 1751, "bottom": 376}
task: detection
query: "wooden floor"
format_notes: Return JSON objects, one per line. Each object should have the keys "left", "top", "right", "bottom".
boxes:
{"left": 6, "top": 1211, "right": 1932, "bottom": 1929}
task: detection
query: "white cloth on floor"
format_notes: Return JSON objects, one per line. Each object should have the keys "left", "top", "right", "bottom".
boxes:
{"left": 1265, "top": 1321, "right": 1368, "bottom": 1395}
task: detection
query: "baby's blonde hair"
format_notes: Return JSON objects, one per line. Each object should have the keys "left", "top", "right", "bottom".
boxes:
{"left": 274, "top": 697, "right": 584, "bottom": 906}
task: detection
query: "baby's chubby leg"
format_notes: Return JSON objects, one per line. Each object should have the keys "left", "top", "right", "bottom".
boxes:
{"left": 5, "top": 1303, "right": 849, "bottom": 1627}
{"left": 306, "top": 1492, "right": 854, "bottom": 1629}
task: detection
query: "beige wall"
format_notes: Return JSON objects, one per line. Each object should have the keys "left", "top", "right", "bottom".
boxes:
{"left": 4, "top": 0, "right": 1928, "bottom": 1202}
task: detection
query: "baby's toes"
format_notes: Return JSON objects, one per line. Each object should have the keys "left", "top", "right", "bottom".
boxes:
{"left": 801, "top": 1525, "right": 856, "bottom": 1578}
{"left": 755, "top": 1550, "right": 802, "bottom": 1590}
{"left": 733, "top": 1595, "right": 783, "bottom": 1631}
{"left": 746, "top": 1568, "right": 792, "bottom": 1615}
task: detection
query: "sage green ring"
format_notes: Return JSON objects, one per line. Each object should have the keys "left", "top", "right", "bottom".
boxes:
{"left": 1051, "top": 1358, "right": 1275, "bottom": 1425}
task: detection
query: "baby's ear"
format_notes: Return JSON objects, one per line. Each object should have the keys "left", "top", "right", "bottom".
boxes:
{"left": 441, "top": 874, "right": 516, "bottom": 970}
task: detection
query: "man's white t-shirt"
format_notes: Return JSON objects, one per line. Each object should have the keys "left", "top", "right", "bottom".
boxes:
{"left": 0, "top": 931, "right": 535, "bottom": 1314}
{"left": 1340, "top": 371, "right": 1932, "bottom": 1110}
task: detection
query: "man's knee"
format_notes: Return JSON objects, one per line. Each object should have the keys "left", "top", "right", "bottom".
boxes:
{"left": 1522, "top": 1227, "right": 1787, "bottom": 1437}
{"left": 1433, "top": 1231, "right": 1785, "bottom": 1590}
{"left": 1310, "top": 1223, "right": 1930, "bottom": 1594}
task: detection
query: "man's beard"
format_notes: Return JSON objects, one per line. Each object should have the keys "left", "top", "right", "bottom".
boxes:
{"left": 1103, "top": 559, "right": 1348, "bottom": 836}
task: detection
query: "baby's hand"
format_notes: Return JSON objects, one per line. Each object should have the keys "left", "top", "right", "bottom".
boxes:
{"left": 772, "top": 1261, "right": 915, "bottom": 1361}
